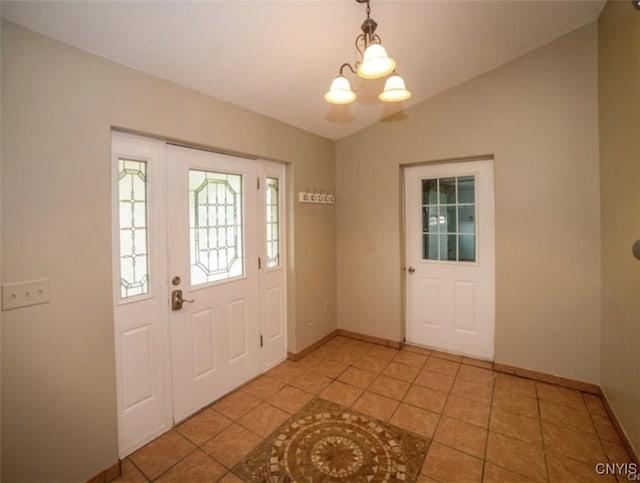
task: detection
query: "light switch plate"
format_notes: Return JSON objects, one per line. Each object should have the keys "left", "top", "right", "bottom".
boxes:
{"left": 2, "top": 279, "right": 50, "bottom": 310}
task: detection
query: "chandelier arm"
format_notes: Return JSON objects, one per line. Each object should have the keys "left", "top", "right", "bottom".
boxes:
{"left": 372, "top": 34, "right": 382, "bottom": 44}
{"left": 355, "top": 34, "right": 365, "bottom": 58}
{"left": 339, "top": 63, "right": 357, "bottom": 76}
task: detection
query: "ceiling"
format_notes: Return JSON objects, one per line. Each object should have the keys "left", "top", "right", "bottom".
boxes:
{"left": 1, "top": 1, "right": 605, "bottom": 140}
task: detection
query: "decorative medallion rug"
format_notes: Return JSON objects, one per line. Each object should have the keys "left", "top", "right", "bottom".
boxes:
{"left": 233, "top": 397, "right": 429, "bottom": 482}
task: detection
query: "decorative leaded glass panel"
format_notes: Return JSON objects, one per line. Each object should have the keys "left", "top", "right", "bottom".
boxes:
{"left": 266, "top": 177, "right": 280, "bottom": 268}
{"left": 421, "top": 176, "right": 476, "bottom": 262}
{"left": 189, "top": 169, "right": 244, "bottom": 285}
{"left": 118, "top": 159, "right": 150, "bottom": 298}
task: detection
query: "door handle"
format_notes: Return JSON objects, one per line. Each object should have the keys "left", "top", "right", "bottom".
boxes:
{"left": 171, "top": 289, "right": 194, "bottom": 311}
{"left": 407, "top": 266, "right": 416, "bottom": 273}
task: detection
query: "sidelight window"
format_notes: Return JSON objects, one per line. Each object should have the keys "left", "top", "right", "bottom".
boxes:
{"left": 118, "top": 159, "right": 150, "bottom": 298}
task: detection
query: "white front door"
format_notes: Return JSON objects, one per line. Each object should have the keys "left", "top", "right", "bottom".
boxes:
{"left": 404, "top": 160, "right": 495, "bottom": 359}
{"left": 167, "top": 145, "right": 262, "bottom": 422}
{"left": 113, "top": 136, "right": 288, "bottom": 452}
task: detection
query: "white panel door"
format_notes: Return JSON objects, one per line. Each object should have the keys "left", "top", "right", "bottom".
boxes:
{"left": 111, "top": 133, "right": 172, "bottom": 457}
{"left": 259, "top": 161, "right": 287, "bottom": 370}
{"left": 404, "top": 160, "right": 495, "bottom": 359}
{"left": 167, "top": 145, "right": 261, "bottom": 422}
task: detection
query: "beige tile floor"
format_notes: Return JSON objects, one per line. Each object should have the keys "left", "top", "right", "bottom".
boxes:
{"left": 116, "top": 336, "right": 635, "bottom": 482}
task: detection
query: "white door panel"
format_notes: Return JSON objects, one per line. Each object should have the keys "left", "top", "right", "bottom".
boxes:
{"left": 405, "top": 160, "right": 495, "bottom": 359}
{"left": 259, "top": 162, "right": 287, "bottom": 371}
{"left": 167, "top": 145, "right": 261, "bottom": 423}
{"left": 111, "top": 133, "right": 171, "bottom": 457}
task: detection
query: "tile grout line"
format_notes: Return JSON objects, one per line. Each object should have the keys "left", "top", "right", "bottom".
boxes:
{"left": 343, "top": 349, "right": 397, "bottom": 408}
{"left": 535, "top": 382, "right": 552, "bottom": 482}
{"left": 582, "top": 391, "right": 618, "bottom": 468}
{"left": 401, "top": 354, "right": 436, "bottom": 480}
{"left": 125, "top": 456, "right": 151, "bottom": 482}
{"left": 434, "top": 370, "right": 493, "bottom": 462}
{"left": 482, "top": 375, "right": 545, "bottom": 483}
{"left": 340, "top": 356, "right": 397, "bottom": 423}
{"left": 383, "top": 353, "right": 425, "bottom": 427}
{"left": 150, "top": 437, "right": 200, "bottom": 482}
{"left": 386, "top": 353, "right": 429, "bottom": 419}
{"left": 479, "top": 373, "right": 496, "bottom": 482}
{"left": 418, "top": 356, "right": 459, "bottom": 479}
{"left": 422, "top": 362, "right": 521, "bottom": 478}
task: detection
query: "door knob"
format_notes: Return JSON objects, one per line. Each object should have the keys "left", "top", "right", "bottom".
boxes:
{"left": 407, "top": 266, "right": 416, "bottom": 273}
{"left": 171, "top": 289, "right": 194, "bottom": 310}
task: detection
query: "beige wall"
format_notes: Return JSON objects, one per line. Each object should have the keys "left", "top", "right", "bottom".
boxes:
{"left": 336, "top": 23, "right": 602, "bottom": 384}
{"left": 0, "top": 20, "right": 335, "bottom": 481}
{"left": 598, "top": 0, "right": 640, "bottom": 456}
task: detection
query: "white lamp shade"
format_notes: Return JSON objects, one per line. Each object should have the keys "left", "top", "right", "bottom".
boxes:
{"left": 378, "top": 74, "right": 411, "bottom": 102}
{"left": 324, "top": 75, "right": 356, "bottom": 104}
{"left": 357, "top": 43, "right": 396, "bottom": 79}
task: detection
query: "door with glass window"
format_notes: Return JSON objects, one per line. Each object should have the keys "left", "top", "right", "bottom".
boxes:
{"left": 113, "top": 136, "right": 287, "bottom": 451}
{"left": 259, "top": 162, "right": 287, "bottom": 371}
{"left": 112, "top": 133, "right": 172, "bottom": 458}
{"left": 404, "top": 160, "right": 495, "bottom": 359}
{"left": 167, "top": 145, "right": 261, "bottom": 423}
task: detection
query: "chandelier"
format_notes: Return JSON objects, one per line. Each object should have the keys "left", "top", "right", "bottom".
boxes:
{"left": 324, "top": 0, "right": 411, "bottom": 105}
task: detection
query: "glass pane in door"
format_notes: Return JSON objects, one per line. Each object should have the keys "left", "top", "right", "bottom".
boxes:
{"left": 265, "top": 177, "right": 280, "bottom": 268}
{"left": 189, "top": 169, "right": 243, "bottom": 285}
{"left": 118, "top": 159, "right": 150, "bottom": 298}
{"left": 421, "top": 175, "right": 477, "bottom": 262}
{"left": 458, "top": 176, "right": 475, "bottom": 203}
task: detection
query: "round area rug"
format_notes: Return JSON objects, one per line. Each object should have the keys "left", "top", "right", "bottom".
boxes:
{"left": 233, "top": 398, "right": 429, "bottom": 482}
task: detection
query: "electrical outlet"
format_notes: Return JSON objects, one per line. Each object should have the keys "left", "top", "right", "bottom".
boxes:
{"left": 323, "top": 302, "right": 329, "bottom": 313}
{"left": 2, "top": 279, "right": 50, "bottom": 310}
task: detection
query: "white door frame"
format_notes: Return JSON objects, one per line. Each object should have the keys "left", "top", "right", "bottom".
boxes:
{"left": 112, "top": 132, "right": 288, "bottom": 456}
